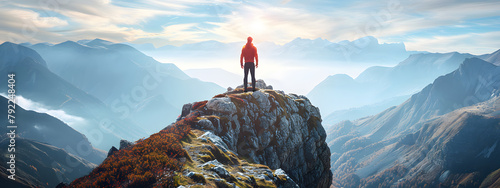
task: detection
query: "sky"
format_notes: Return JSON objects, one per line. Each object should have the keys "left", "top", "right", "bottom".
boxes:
{"left": 0, "top": 0, "right": 499, "bottom": 55}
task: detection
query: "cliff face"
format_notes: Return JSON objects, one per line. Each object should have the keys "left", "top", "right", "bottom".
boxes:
{"left": 180, "top": 87, "right": 332, "bottom": 188}
{"left": 71, "top": 85, "right": 331, "bottom": 188}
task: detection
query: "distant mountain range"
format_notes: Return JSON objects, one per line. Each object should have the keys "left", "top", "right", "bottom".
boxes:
{"left": 127, "top": 36, "right": 418, "bottom": 95}
{"left": 328, "top": 57, "right": 500, "bottom": 187}
{"left": 310, "top": 49, "right": 500, "bottom": 128}
{"left": 479, "top": 49, "right": 500, "bottom": 65}
{"left": 308, "top": 52, "right": 475, "bottom": 116}
{"left": 0, "top": 42, "right": 146, "bottom": 150}
{"left": 0, "top": 95, "right": 103, "bottom": 188}
{"left": 0, "top": 96, "right": 105, "bottom": 164}
{"left": 0, "top": 138, "right": 96, "bottom": 188}
{"left": 130, "top": 36, "right": 414, "bottom": 66}
{"left": 23, "top": 39, "right": 225, "bottom": 134}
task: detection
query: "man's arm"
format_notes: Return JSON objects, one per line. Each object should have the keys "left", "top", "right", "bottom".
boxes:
{"left": 240, "top": 48, "right": 244, "bottom": 69}
{"left": 255, "top": 49, "right": 259, "bottom": 68}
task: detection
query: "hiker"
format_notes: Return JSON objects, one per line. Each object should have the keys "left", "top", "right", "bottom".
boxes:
{"left": 240, "top": 36, "right": 258, "bottom": 92}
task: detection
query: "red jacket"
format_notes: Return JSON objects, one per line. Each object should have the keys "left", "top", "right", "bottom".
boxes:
{"left": 240, "top": 43, "right": 258, "bottom": 64}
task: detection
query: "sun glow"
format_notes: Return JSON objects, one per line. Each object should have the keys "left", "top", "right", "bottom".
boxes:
{"left": 250, "top": 20, "right": 266, "bottom": 35}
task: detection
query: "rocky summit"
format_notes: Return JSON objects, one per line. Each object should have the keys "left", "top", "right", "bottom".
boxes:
{"left": 70, "top": 84, "right": 331, "bottom": 188}
{"left": 179, "top": 86, "right": 332, "bottom": 188}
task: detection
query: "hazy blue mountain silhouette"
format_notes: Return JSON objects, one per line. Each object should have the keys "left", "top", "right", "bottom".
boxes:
{"left": 309, "top": 51, "right": 475, "bottom": 123}
{"left": 0, "top": 96, "right": 105, "bottom": 164}
{"left": 0, "top": 42, "right": 47, "bottom": 69}
{"left": 328, "top": 58, "right": 500, "bottom": 187}
{"left": 27, "top": 39, "right": 224, "bottom": 133}
{"left": 129, "top": 36, "right": 414, "bottom": 67}
{"left": 0, "top": 42, "right": 146, "bottom": 150}
{"left": 0, "top": 138, "right": 96, "bottom": 188}
{"left": 479, "top": 49, "right": 500, "bottom": 65}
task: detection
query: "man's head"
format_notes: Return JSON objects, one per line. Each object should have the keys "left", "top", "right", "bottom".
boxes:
{"left": 247, "top": 36, "right": 253, "bottom": 43}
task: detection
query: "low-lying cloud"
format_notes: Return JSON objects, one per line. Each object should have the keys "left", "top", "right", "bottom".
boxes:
{"left": 1, "top": 94, "right": 86, "bottom": 127}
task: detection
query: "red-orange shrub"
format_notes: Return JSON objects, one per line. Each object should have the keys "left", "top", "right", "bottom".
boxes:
{"left": 70, "top": 118, "right": 194, "bottom": 187}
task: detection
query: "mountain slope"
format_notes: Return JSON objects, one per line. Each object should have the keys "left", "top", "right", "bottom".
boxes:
{"left": 0, "top": 96, "right": 105, "bottom": 164}
{"left": 0, "top": 138, "right": 96, "bottom": 188}
{"left": 323, "top": 95, "right": 410, "bottom": 127}
{"left": 28, "top": 39, "right": 225, "bottom": 133}
{"left": 395, "top": 98, "right": 500, "bottom": 187}
{"left": 71, "top": 86, "right": 332, "bottom": 188}
{"left": 0, "top": 42, "right": 146, "bottom": 150}
{"left": 480, "top": 49, "right": 500, "bottom": 65}
{"left": 0, "top": 42, "right": 47, "bottom": 70}
{"left": 328, "top": 58, "right": 500, "bottom": 187}
{"left": 308, "top": 52, "right": 474, "bottom": 117}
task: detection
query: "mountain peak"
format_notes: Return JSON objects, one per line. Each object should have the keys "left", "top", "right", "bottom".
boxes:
{"left": 484, "top": 48, "right": 500, "bottom": 65}
{"left": 55, "top": 40, "right": 85, "bottom": 48}
{"left": 458, "top": 57, "right": 495, "bottom": 74}
{"left": 176, "top": 88, "right": 333, "bottom": 187}
{"left": 0, "top": 42, "right": 47, "bottom": 69}
{"left": 85, "top": 38, "right": 114, "bottom": 47}
{"left": 1, "top": 41, "right": 19, "bottom": 48}
{"left": 71, "top": 88, "right": 332, "bottom": 187}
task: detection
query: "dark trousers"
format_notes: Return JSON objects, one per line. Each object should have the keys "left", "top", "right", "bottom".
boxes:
{"left": 243, "top": 62, "right": 256, "bottom": 91}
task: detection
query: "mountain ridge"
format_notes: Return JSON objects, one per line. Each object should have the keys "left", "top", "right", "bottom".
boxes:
{"left": 0, "top": 138, "right": 96, "bottom": 188}
{"left": 328, "top": 57, "right": 500, "bottom": 187}
{"left": 71, "top": 83, "right": 332, "bottom": 188}
{"left": 26, "top": 39, "right": 225, "bottom": 133}
{"left": 308, "top": 51, "right": 477, "bottom": 124}
{"left": 0, "top": 95, "right": 106, "bottom": 164}
{"left": 0, "top": 42, "right": 147, "bottom": 150}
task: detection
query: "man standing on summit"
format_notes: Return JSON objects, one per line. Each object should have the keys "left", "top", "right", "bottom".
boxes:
{"left": 240, "top": 36, "right": 259, "bottom": 92}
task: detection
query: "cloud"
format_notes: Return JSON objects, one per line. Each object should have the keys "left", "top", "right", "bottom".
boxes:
{"left": 372, "top": 0, "right": 500, "bottom": 37}
{"left": 0, "top": 7, "right": 69, "bottom": 43}
{"left": 405, "top": 31, "right": 500, "bottom": 55}
{"left": 1, "top": 0, "right": 216, "bottom": 43}
{"left": 1, "top": 94, "right": 86, "bottom": 127}
{"left": 203, "top": 3, "right": 352, "bottom": 44}
{"left": 0, "top": 0, "right": 499, "bottom": 53}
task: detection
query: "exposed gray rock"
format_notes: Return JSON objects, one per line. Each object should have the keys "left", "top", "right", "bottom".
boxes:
{"left": 252, "top": 90, "right": 272, "bottom": 111}
{"left": 119, "top": 139, "right": 134, "bottom": 150}
{"left": 107, "top": 146, "right": 118, "bottom": 157}
{"left": 190, "top": 89, "right": 331, "bottom": 188}
{"left": 236, "top": 79, "right": 273, "bottom": 90}
{"left": 180, "top": 103, "right": 193, "bottom": 119}
{"left": 197, "top": 118, "right": 215, "bottom": 131}
{"left": 199, "top": 159, "right": 223, "bottom": 168}
{"left": 274, "top": 169, "right": 300, "bottom": 188}
{"left": 206, "top": 97, "right": 237, "bottom": 115}
{"left": 212, "top": 166, "right": 230, "bottom": 178}
{"left": 186, "top": 171, "right": 195, "bottom": 177}
{"left": 199, "top": 131, "right": 231, "bottom": 153}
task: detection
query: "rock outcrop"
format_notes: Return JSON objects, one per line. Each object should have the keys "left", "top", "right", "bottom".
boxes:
{"left": 72, "top": 85, "right": 331, "bottom": 188}
{"left": 180, "top": 88, "right": 332, "bottom": 188}
{"left": 119, "top": 139, "right": 134, "bottom": 150}
{"left": 234, "top": 79, "right": 274, "bottom": 90}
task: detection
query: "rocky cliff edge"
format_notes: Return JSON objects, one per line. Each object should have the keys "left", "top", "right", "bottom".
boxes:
{"left": 178, "top": 85, "right": 332, "bottom": 188}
